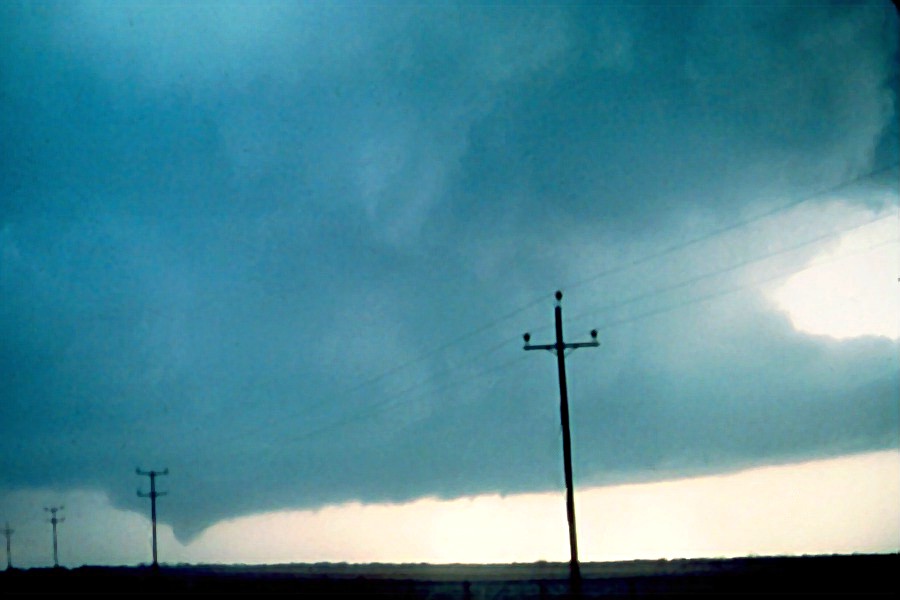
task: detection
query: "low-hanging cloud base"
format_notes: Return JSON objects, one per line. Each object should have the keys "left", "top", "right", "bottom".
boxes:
{"left": 1, "top": 1, "right": 898, "bottom": 544}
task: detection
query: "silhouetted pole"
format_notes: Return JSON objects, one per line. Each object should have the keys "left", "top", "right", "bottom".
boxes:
{"left": 43, "top": 506, "right": 64, "bottom": 567}
{"left": 137, "top": 468, "right": 168, "bottom": 568}
{"left": 3, "top": 522, "right": 13, "bottom": 570}
{"left": 524, "top": 291, "right": 599, "bottom": 598}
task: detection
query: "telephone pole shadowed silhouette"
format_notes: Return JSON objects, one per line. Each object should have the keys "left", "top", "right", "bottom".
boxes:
{"left": 43, "top": 506, "right": 64, "bottom": 568}
{"left": 3, "top": 522, "right": 13, "bottom": 570}
{"left": 524, "top": 291, "right": 599, "bottom": 599}
{"left": 137, "top": 468, "right": 168, "bottom": 569}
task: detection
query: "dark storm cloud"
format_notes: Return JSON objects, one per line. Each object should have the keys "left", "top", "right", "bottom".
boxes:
{"left": 1, "top": 1, "right": 897, "bottom": 540}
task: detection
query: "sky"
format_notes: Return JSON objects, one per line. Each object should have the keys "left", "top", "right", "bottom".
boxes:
{"left": 1, "top": 0, "right": 898, "bottom": 568}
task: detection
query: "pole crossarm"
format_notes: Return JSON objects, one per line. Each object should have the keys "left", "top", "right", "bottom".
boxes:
{"left": 136, "top": 468, "right": 169, "bottom": 478}
{"left": 523, "top": 339, "right": 599, "bottom": 353}
{"left": 523, "top": 342, "right": 556, "bottom": 351}
{"left": 564, "top": 340, "right": 600, "bottom": 350}
{"left": 137, "top": 490, "right": 169, "bottom": 498}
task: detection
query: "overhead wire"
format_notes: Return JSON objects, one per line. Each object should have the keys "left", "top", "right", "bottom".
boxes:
{"left": 598, "top": 236, "right": 899, "bottom": 333}
{"left": 132, "top": 162, "right": 899, "bottom": 466}
{"left": 556, "top": 212, "right": 897, "bottom": 333}
{"left": 241, "top": 162, "right": 899, "bottom": 437}
{"left": 275, "top": 352, "right": 531, "bottom": 449}
{"left": 559, "top": 162, "right": 898, "bottom": 294}
{"left": 202, "top": 206, "right": 899, "bottom": 467}
{"left": 206, "top": 231, "right": 899, "bottom": 472}
{"left": 198, "top": 333, "right": 531, "bottom": 467}
{"left": 136, "top": 162, "right": 899, "bottom": 439}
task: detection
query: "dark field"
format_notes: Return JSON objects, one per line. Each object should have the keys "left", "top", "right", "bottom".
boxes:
{"left": 1, "top": 553, "right": 896, "bottom": 598}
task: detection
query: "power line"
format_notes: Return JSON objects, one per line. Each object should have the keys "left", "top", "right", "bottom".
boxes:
{"left": 178, "top": 225, "right": 900, "bottom": 470}
{"left": 119, "top": 164, "right": 898, "bottom": 455}
{"left": 522, "top": 210, "right": 896, "bottom": 340}
{"left": 597, "top": 237, "right": 899, "bottom": 333}
{"left": 560, "top": 162, "right": 898, "bottom": 293}
{"left": 160, "top": 234, "right": 898, "bottom": 510}
{"left": 294, "top": 294, "right": 547, "bottom": 412}
{"left": 119, "top": 164, "right": 899, "bottom": 469}
{"left": 118, "top": 297, "right": 551, "bottom": 465}
{"left": 186, "top": 301, "right": 542, "bottom": 464}
{"left": 223, "top": 235, "right": 898, "bottom": 466}
{"left": 290, "top": 163, "right": 898, "bottom": 435}
{"left": 136, "top": 237, "right": 900, "bottom": 484}
{"left": 210, "top": 340, "right": 530, "bottom": 464}
{"left": 559, "top": 213, "right": 896, "bottom": 332}
{"left": 249, "top": 236, "right": 899, "bottom": 483}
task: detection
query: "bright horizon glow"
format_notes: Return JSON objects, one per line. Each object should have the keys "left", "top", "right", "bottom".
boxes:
{"left": 180, "top": 450, "right": 899, "bottom": 565}
{"left": 772, "top": 212, "right": 899, "bottom": 340}
{"left": 6, "top": 451, "right": 896, "bottom": 568}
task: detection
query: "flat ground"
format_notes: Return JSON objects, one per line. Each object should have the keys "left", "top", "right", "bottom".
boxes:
{"left": 1, "top": 553, "right": 896, "bottom": 598}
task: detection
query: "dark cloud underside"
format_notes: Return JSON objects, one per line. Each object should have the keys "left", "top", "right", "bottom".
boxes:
{"left": 1, "top": 1, "right": 897, "bottom": 540}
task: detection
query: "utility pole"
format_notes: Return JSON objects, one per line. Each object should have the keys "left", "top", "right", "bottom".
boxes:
{"left": 524, "top": 291, "right": 599, "bottom": 598}
{"left": 43, "top": 506, "right": 64, "bottom": 568}
{"left": 137, "top": 468, "right": 168, "bottom": 569}
{"left": 3, "top": 522, "right": 13, "bottom": 570}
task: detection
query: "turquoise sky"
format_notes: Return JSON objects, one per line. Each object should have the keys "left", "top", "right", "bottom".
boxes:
{"left": 1, "top": 0, "right": 898, "bottom": 557}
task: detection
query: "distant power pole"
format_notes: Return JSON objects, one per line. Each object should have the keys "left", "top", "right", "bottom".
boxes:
{"left": 43, "top": 506, "right": 64, "bottom": 568}
{"left": 137, "top": 468, "right": 168, "bottom": 569}
{"left": 3, "top": 522, "right": 13, "bottom": 570}
{"left": 524, "top": 291, "right": 599, "bottom": 598}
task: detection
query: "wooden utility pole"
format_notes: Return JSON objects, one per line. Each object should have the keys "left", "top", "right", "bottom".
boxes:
{"left": 3, "top": 522, "right": 13, "bottom": 570}
{"left": 43, "top": 506, "right": 64, "bottom": 568}
{"left": 524, "top": 291, "right": 599, "bottom": 598}
{"left": 137, "top": 468, "right": 168, "bottom": 569}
